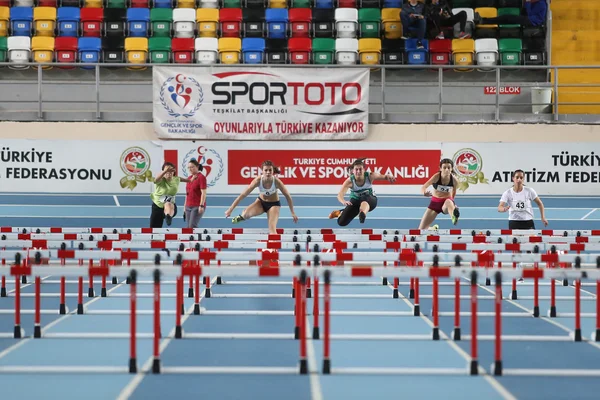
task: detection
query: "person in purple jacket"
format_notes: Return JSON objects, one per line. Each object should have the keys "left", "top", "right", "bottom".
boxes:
{"left": 474, "top": 0, "right": 547, "bottom": 27}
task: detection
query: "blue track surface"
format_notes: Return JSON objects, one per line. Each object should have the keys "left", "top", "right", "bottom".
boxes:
{"left": 0, "top": 193, "right": 600, "bottom": 400}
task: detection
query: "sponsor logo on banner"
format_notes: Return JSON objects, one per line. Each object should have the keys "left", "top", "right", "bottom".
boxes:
{"left": 179, "top": 146, "right": 224, "bottom": 188}
{"left": 119, "top": 147, "right": 154, "bottom": 190}
{"left": 227, "top": 150, "right": 440, "bottom": 185}
{"left": 452, "top": 148, "right": 489, "bottom": 192}
{"left": 153, "top": 67, "right": 370, "bottom": 140}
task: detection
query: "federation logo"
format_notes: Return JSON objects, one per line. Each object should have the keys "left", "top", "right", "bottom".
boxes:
{"left": 160, "top": 74, "right": 204, "bottom": 118}
{"left": 181, "top": 146, "right": 224, "bottom": 188}
{"left": 451, "top": 148, "right": 488, "bottom": 192}
{"left": 119, "top": 147, "right": 154, "bottom": 190}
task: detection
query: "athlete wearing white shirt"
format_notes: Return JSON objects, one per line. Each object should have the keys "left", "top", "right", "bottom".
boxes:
{"left": 498, "top": 169, "right": 548, "bottom": 229}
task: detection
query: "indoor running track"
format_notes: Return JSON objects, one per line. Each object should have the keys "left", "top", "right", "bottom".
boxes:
{"left": 0, "top": 194, "right": 599, "bottom": 400}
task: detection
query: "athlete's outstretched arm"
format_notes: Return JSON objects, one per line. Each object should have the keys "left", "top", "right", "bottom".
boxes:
{"left": 337, "top": 179, "right": 353, "bottom": 206}
{"left": 533, "top": 196, "right": 548, "bottom": 226}
{"left": 225, "top": 178, "right": 259, "bottom": 218}
{"left": 276, "top": 178, "right": 298, "bottom": 223}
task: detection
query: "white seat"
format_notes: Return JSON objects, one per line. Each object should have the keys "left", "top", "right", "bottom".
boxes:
{"left": 8, "top": 36, "right": 31, "bottom": 70}
{"left": 335, "top": 8, "right": 358, "bottom": 38}
{"left": 198, "top": 0, "right": 219, "bottom": 7}
{"left": 452, "top": 8, "right": 474, "bottom": 36}
{"left": 13, "top": 0, "right": 34, "bottom": 6}
{"left": 335, "top": 38, "right": 358, "bottom": 65}
{"left": 475, "top": 38, "right": 498, "bottom": 70}
{"left": 173, "top": 8, "right": 196, "bottom": 38}
{"left": 195, "top": 37, "right": 218, "bottom": 64}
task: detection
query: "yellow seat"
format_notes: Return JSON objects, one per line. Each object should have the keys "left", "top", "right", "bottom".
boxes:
{"left": 475, "top": 7, "right": 498, "bottom": 28}
{"left": 452, "top": 38, "right": 475, "bottom": 71}
{"left": 83, "top": 0, "right": 103, "bottom": 7}
{"left": 218, "top": 37, "right": 241, "bottom": 64}
{"left": 34, "top": 7, "right": 57, "bottom": 37}
{"left": 125, "top": 37, "right": 148, "bottom": 70}
{"left": 269, "top": 0, "right": 287, "bottom": 8}
{"left": 358, "top": 38, "right": 381, "bottom": 65}
{"left": 0, "top": 7, "right": 9, "bottom": 37}
{"left": 178, "top": 0, "right": 196, "bottom": 8}
{"left": 381, "top": 8, "right": 402, "bottom": 40}
{"left": 32, "top": 36, "right": 54, "bottom": 69}
{"left": 196, "top": 8, "right": 219, "bottom": 38}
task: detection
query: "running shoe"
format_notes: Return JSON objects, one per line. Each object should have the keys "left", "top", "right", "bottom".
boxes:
{"left": 359, "top": 211, "right": 366, "bottom": 223}
{"left": 429, "top": 224, "right": 439, "bottom": 231}
{"left": 451, "top": 208, "right": 460, "bottom": 225}
{"left": 232, "top": 215, "right": 245, "bottom": 224}
{"left": 328, "top": 210, "right": 341, "bottom": 219}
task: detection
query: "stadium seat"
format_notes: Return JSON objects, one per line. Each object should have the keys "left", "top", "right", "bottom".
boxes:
{"left": 429, "top": 38, "right": 452, "bottom": 65}
{"left": 241, "top": 37, "right": 264, "bottom": 63}
{"left": 83, "top": 0, "right": 103, "bottom": 7}
{"left": 149, "top": 36, "right": 171, "bottom": 63}
{"left": 242, "top": 8, "right": 264, "bottom": 38}
{"left": 78, "top": 36, "right": 101, "bottom": 68}
{"left": 381, "top": 8, "right": 402, "bottom": 40}
{"left": 15, "top": 0, "right": 34, "bottom": 6}
{"left": 176, "top": 0, "right": 196, "bottom": 8}
{"left": 475, "top": 37, "right": 497, "bottom": 70}
{"left": 312, "top": 37, "right": 334, "bottom": 64}
{"left": 124, "top": 37, "right": 148, "bottom": 69}
{"left": 522, "top": 25, "right": 545, "bottom": 39}
{"left": 474, "top": 7, "right": 497, "bottom": 38}
{"left": 33, "top": 6, "right": 56, "bottom": 36}
{"left": 498, "top": 37, "right": 521, "bottom": 65}
{"left": 288, "top": 8, "right": 310, "bottom": 38}
{"left": 198, "top": 0, "right": 217, "bottom": 7}
{"left": 38, "top": 0, "right": 58, "bottom": 6}
{"left": 0, "top": 7, "right": 9, "bottom": 37}
{"left": 11, "top": 7, "right": 34, "bottom": 37}
{"left": 335, "top": 8, "right": 357, "bottom": 39}
{"left": 497, "top": 7, "right": 520, "bottom": 38}
{"left": 359, "top": 0, "right": 380, "bottom": 7}
{"left": 197, "top": 8, "right": 218, "bottom": 38}
{"left": 335, "top": 38, "right": 358, "bottom": 65}
{"left": 382, "top": 0, "right": 400, "bottom": 7}
{"left": 104, "top": 8, "right": 126, "bottom": 38}
{"left": 32, "top": 35, "right": 54, "bottom": 68}
{"left": 219, "top": 8, "right": 242, "bottom": 38}
{"left": 222, "top": 0, "right": 241, "bottom": 8}
{"left": 288, "top": 37, "right": 310, "bottom": 64}
{"left": 498, "top": 0, "right": 521, "bottom": 7}
{"left": 81, "top": 8, "right": 102, "bottom": 37}
{"left": 338, "top": 0, "right": 356, "bottom": 7}
{"left": 358, "top": 8, "right": 380, "bottom": 39}
{"left": 131, "top": 0, "right": 150, "bottom": 7}
{"left": 153, "top": 0, "right": 174, "bottom": 7}
{"left": 358, "top": 37, "right": 380, "bottom": 65}
{"left": 150, "top": 8, "right": 172, "bottom": 37}
{"left": 314, "top": 0, "right": 333, "bottom": 8}
{"left": 405, "top": 38, "right": 428, "bottom": 65}
{"left": 269, "top": 0, "right": 286, "bottom": 8}
{"left": 55, "top": 35, "right": 77, "bottom": 66}
{"left": 0, "top": 36, "right": 6, "bottom": 62}
{"left": 102, "top": 37, "right": 125, "bottom": 64}
{"left": 127, "top": 8, "right": 150, "bottom": 37}
{"left": 244, "top": 0, "right": 264, "bottom": 8}
{"left": 452, "top": 38, "right": 475, "bottom": 71}
{"left": 382, "top": 38, "right": 404, "bottom": 64}
{"left": 265, "top": 37, "right": 286, "bottom": 63}
{"left": 452, "top": 8, "right": 474, "bottom": 38}
{"left": 173, "top": 8, "right": 195, "bottom": 38}
{"left": 218, "top": 37, "right": 241, "bottom": 64}
{"left": 105, "top": 0, "right": 126, "bottom": 7}
{"left": 265, "top": 8, "right": 287, "bottom": 39}
{"left": 312, "top": 8, "right": 334, "bottom": 38}
{"left": 475, "top": 0, "right": 495, "bottom": 7}
{"left": 57, "top": 7, "right": 79, "bottom": 37}
{"left": 171, "top": 37, "right": 193, "bottom": 63}
{"left": 290, "top": 0, "right": 309, "bottom": 7}
{"left": 8, "top": 35, "right": 30, "bottom": 68}
{"left": 522, "top": 37, "right": 545, "bottom": 66}
{"left": 194, "top": 36, "right": 217, "bottom": 64}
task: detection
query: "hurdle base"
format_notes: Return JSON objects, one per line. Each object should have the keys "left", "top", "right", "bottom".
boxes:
{"left": 101, "top": 288, "right": 107, "bottom": 298}
{"left": 549, "top": 306, "right": 557, "bottom": 318}
{"left": 129, "top": 358, "right": 137, "bottom": 374}
{"left": 382, "top": 277, "right": 388, "bottom": 286}
{"left": 453, "top": 327, "right": 461, "bottom": 341}
{"left": 22, "top": 275, "right": 27, "bottom": 284}
{"left": 299, "top": 359, "right": 308, "bottom": 375}
{"left": 152, "top": 359, "right": 161, "bottom": 374}
{"left": 33, "top": 325, "right": 41, "bottom": 339}
{"left": 313, "top": 327, "right": 320, "bottom": 340}
{"left": 112, "top": 277, "right": 118, "bottom": 285}
{"left": 393, "top": 289, "right": 398, "bottom": 299}
{"left": 409, "top": 289, "right": 415, "bottom": 299}
{"left": 205, "top": 288, "right": 212, "bottom": 298}
{"left": 511, "top": 290, "right": 518, "bottom": 300}
{"left": 194, "top": 304, "right": 200, "bottom": 315}
{"left": 13, "top": 325, "right": 21, "bottom": 339}
{"left": 188, "top": 288, "right": 194, "bottom": 298}
{"left": 413, "top": 304, "right": 420, "bottom": 316}
{"left": 59, "top": 303, "right": 66, "bottom": 314}
{"left": 323, "top": 359, "right": 331, "bottom": 374}
{"left": 216, "top": 276, "right": 223, "bottom": 285}
{"left": 175, "top": 325, "right": 182, "bottom": 339}
{"left": 306, "top": 288, "right": 312, "bottom": 299}
{"left": 563, "top": 279, "right": 569, "bottom": 287}
{"left": 533, "top": 306, "right": 540, "bottom": 318}
{"left": 181, "top": 304, "right": 185, "bottom": 315}
{"left": 574, "top": 329, "right": 582, "bottom": 342}
{"left": 292, "top": 287, "right": 295, "bottom": 298}
{"left": 0, "top": 287, "right": 6, "bottom": 297}
{"left": 77, "top": 303, "right": 84, "bottom": 315}
{"left": 295, "top": 326, "right": 300, "bottom": 340}
{"left": 493, "top": 361, "right": 503, "bottom": 376}
{"left": 596, "top": 329, "right": 600, "bottom": 342}
{"left": 126, "top": 277, "right": 131, "bottom": 285}
{"left": 88, "top": 288, "right": 94, "bottom": 298}
{"left": 470, "top": 360, "right": 478, "bottom": 376}
{"left": 432, "top": 327, "right": 440, "bottom": 341}
{"left": 203, "top": 276, "right": 207, "bottom": 285}
{"left": 485, "top": 278, "right": 491, "bottom": 286}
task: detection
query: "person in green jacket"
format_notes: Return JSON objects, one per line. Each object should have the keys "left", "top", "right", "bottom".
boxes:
{"left": 150, "top": 162, "right": 187, "bottom": 228}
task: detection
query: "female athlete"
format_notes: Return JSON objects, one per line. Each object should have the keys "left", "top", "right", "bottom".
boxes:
{"left": 498, "top": 169, "right": 548, "bottom": 229}
{"left": 225, "top": 160, "right": 298, "bottom": 234}
{"left": 418, "top": 158, "right": 460, "bottom": 229}
{"left": 150, "top": 162, "right": 183, "bottom": 228}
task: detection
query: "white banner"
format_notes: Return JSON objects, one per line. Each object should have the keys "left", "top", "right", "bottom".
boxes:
{"left": 0, "top": 140, "right": 162, "bottom": 193}
{"left": 152, "top": 67, "right": 370, "bottom": 140}
{"left": 441, "top": 143, "right": 600, "bottom": 195}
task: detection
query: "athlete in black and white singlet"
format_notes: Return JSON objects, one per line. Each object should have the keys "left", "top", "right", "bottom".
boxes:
{"left": 498, "top": 169, "right": 548, "bottom": 230}
{"left": 259, "top": 176, "right": 278, "bottom": 197}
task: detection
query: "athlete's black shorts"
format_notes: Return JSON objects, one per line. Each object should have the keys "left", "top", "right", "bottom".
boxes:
{"left": 259, "top": 197, "right": 281, "bottom": 213}
{"left": 509, "top": 220, "right": 535, "bottom": 230}
{"left": 337, "top": 195, "right": 378, "bottom": 227}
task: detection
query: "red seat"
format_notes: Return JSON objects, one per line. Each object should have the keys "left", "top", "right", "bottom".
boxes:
{"left": 38, "top": 0, "right": 58, "bottom": 6}
{"left": 55, "top": 37, "right": 78, "bottom": 69}
{"left": 429, "top": 39, "right": 452, "bottom": 65}
{"left": 288, "top": 8, "right": 311, "bottom": 38}
{"left": 0, "top": 0, "right": 10, "bottom": 6}
{"left": 288, "top": 37, "right": 311, "bottom": 64}
{"left": 172, "top": 38, "right": 194, "bottom": 63}
{"left": 81, "top": 8, "right": 103, "bottom": 38}
{"left": 338, "top": 0, "right": 356, "bottom": 7}
{"left": 219, "top": 8, "right": 242, "bottom": 38}
{"left": 130, "top": 0, "right": 149, "bottom": 7}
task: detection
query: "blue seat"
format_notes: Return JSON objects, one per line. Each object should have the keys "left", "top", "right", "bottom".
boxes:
{"left": 57, "top": 7, "right": 80, "bottom": 37}
{"left": 10, "top": 7, "right": 33, "bottom": 37}
{"left": 153, "top": 0, "right": 173, "bottom": 7}
{"left": 127, "top": 8, "right": 150, "bottom": 38}
{"left": 265, "top": 8, "right": 288, "bottom": 39}
{"left": 383, "top": 0, "right": 402, "bottom": 7}
{"left": 78, "top": 37, "right": 101, "bottom": 69}
{"left": 405, "top": 38, "right": 429, "bottom": 65}
{"left": 242, "top": 38, "right": 265, "bottom": 64}
{"left": 314, "top": 0, "right": 334, "bottom": 8}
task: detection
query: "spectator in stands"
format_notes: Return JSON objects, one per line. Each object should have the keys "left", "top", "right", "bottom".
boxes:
{"left": 474, "top": 0, "right": 548, "bottom": 27}
{"left": 184, "top": 159, "right": 207, "bottom": 229}
{"left": 401, "top": 0, "right": 427, "bottom": 49}
{"left": 427, "top": 0, "right": 471, "bottom": 39}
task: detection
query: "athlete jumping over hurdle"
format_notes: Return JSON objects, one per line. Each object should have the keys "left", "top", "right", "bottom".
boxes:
{"left": 150, "top": 162, "right": 197, "bottom": 228}
{"left": 225, "top": 160, "right": 299, "bottom": 234}
{"left": 328, "top": 158, "right": 395, "bottom": 226}
{"left": 418, "top": 158, "right": 460, "bottom": 229}
{"left": 498, "top": 169, "right": 548, "bottom": 229}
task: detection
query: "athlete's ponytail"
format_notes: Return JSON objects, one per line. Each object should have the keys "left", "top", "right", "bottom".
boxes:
{"left": 262, "top": 160, "right": 281, "bottom": 175}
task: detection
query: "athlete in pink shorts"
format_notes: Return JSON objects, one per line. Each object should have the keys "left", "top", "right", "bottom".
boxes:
{"left": 418, "top": 158, "right": 460, "bottom": 229}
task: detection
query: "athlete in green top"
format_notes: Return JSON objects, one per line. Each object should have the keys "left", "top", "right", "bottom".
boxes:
{"left": 150, "top": 162, "right": 191, "bottom": 228}
{"left": 328, "top": 158, "right": 395, "bottom": 226}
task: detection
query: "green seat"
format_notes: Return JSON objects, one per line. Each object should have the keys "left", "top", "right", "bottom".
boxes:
{"left": 149, "top": 37, "right": 171, "bottom": 64}
{"left": 105, "top": 0, "right": 127, "bottom": 7}
{"left": 497, "top": 8, "right": 520, "bottom": 28}
{"left": 358, "top": 8, "right": 381, "bottom": 38}
{"left": 291, "top": 0, "right": 310, "bottom": 7}
{"left": 151, "top": 8, "right": 173, "bottom": 38}
{"left": 0, "top": 37, "right": 6, "bottom": 63}
{"left": 312, "top": 38, "right": 335, "bottom": 65}
{"left": 222, "top": 0, "right": 241, "bottom": 7}
{"left": 499, "top": 38, "right": 522, "bottom": 65}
